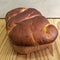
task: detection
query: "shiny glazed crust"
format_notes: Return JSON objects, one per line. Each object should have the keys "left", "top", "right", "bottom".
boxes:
{"left": 5, "top": 8, "right": 58, "bottom": 54}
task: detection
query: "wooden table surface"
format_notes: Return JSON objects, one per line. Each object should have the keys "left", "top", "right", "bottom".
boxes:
{"left": 0, "top": 19, "right": 60, "bottom": 60}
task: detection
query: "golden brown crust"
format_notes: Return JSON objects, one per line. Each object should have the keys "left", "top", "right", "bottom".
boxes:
{"left": 5, "top": 8, "right": 58, "bottom": 46}
{"left": 5, "top": 8, "right": 26, "bottom": 21}
{"left": 6, "top": 8, "right": 42, "bottom": 33}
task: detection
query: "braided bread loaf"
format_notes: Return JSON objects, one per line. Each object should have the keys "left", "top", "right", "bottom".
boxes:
{"left": 5, "top": 8, "right": 58, "bottom": 54}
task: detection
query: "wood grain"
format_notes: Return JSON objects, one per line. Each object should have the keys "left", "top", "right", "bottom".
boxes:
{"left": 0, "top": 19, "right": 60, "bottom": 60}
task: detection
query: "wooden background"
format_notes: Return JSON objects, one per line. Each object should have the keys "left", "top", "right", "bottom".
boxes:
{"left": 0, "top": 19, "right": 60, "bottom": 60}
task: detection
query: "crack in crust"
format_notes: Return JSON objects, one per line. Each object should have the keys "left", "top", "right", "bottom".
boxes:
{"left": 6, "top": 8, "right": 42, "bottom": 34}
{"left": 8, "top": 8, "right": 27, "bottom": 20}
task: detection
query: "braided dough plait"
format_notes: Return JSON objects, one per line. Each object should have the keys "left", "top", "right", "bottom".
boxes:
{"left": 5, "top": 8, "right": 58, "bottom": 54}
